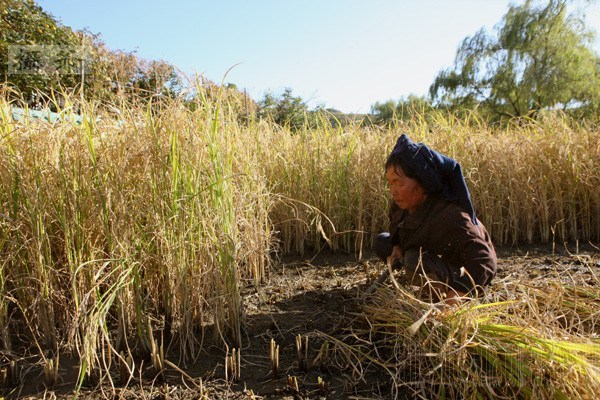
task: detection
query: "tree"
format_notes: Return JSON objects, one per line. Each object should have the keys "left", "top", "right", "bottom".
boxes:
{"left": 430, "top": 0, "right": 600, "bottom": 119}
{"left": 371, "top": 95, "right": 433, "bottom": 126}
{"left": 1, "top": 0, "right": 80, "bottom": 104}
{"left": 370, "top": 100, "right": 396, "bottom": 125}
{"left": 257, "top": 88, "right": 313, "bottom": 130}
{"left": 1, "top": 0, "right": 184, "bottom": 106}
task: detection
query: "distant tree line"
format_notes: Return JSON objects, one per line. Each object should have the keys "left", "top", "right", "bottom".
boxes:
{"left": 263, "top": 0, "right": 600, "bottom": 130}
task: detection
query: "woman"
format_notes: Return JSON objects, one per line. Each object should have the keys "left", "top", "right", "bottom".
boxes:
{"left": 375, "top": 134, "right": 497, "bottom": 305}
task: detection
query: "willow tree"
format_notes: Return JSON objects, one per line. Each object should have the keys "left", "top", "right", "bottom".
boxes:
{"left": 430, "top": 0, "right": 600, "bottom": 119}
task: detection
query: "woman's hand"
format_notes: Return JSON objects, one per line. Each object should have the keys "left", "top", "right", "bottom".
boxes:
{"left": 444, "top": 289, "right": 467, "bottom": 307}
{"left": 387, "top": 245, "right": 404, "bottom": 269}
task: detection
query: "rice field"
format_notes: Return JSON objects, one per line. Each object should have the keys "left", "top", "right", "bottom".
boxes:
{"left": 0, "top": 88, "right": 599, "bottom": 398}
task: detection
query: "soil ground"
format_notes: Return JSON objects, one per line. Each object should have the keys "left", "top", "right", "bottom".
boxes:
{"left": 5, "top": 244, "right": 600, "bottom": 400}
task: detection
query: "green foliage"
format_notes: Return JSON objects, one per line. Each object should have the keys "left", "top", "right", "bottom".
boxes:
{"left": 371, "top": 95, "right": 433, "bottom": 126}
{"left": 0, "top": 0, "right": 80, "bottom": 102}
{"left": 430, "top": 0, "right": 600, "bottom": 120}
{"left": 84, "top": 35, "right": 183, "bottom": 103}
{"left": 1, "top": 0, "right": 184, "bottom": 106}
{"left": 257, "top": 87, "right": 317, "bottom": 131}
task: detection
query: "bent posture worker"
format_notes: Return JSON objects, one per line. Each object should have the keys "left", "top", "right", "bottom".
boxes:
{"left": 375, "top": 134, "right": 497, "bottom": 305}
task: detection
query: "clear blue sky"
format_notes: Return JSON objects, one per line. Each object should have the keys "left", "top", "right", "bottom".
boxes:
{"left": 37, "top": 0, "right": 600, "bottom": 114}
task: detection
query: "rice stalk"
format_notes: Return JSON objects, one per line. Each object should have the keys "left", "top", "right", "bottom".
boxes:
{"left": 270, "top": 338, "right": 279, "bottom": 378}
{"left": 323, "top": 280, "right": 600, "bottom": 399}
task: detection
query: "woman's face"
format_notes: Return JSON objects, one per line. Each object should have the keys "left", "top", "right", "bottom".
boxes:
{"left": 385, "top": 166, "right": 427, "bottom": 213}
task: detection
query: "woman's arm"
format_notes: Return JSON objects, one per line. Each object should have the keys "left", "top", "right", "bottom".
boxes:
{"left": 433, "top": 205, "right": 497, "bottom": 300}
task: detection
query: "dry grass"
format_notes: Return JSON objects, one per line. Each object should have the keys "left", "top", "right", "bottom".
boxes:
{"left": 0, "top": 90, "right": 272, "bottom": 389}
{"left": 322, "top": 259, "right": 600, "bottom": 399}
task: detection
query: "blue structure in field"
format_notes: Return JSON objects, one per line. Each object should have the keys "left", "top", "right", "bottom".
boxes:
{"left": 10, "top": 106, "right": 84, "bottom": 124}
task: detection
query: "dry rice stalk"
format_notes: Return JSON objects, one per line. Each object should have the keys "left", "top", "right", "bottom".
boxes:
{"left": 163, "top": 359, "right": 205, "bottom": 391}
{"left": 270, "top": 338, "right": 279, "bottom": 378}
{"left": 43, "top": 355, "right": 59, "bottom": 388}
{"left": 317, "top": 376, "right": 328, "bottom": 395}
{"left": 287, "top": 375, "right": 300, "bottom": 393}
{"left": 295, "top": 334, "right": 308, "bottom": 371}
{"left": 225, "top": 346, "right": 240, "bottom": 382}
{"left": 321, "top": 279, "right": 600, "bottom": 399}
{"left": 148, "top": 320, "right": 164, "bottom": 378}
{"left": 0, "top": 360, "right": 17, "bottom": 387}
{"left": 118, "top": 351, "right": 134, "bottom": 384}
{"left": 312, "top": 341, "right": 330, "bottom": 369}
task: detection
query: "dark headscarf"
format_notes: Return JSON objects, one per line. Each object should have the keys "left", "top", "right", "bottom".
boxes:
{"left": 388, "top": 134, "right": 477, "bottom": 225}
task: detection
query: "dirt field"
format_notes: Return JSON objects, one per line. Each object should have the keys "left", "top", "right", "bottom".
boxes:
{"left": 7, "top": 245, "right": 600, "bottom": 400}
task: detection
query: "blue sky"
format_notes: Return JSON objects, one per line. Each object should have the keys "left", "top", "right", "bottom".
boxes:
{"left": 37, "top": 0, "right": 600, "bottom": 113}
